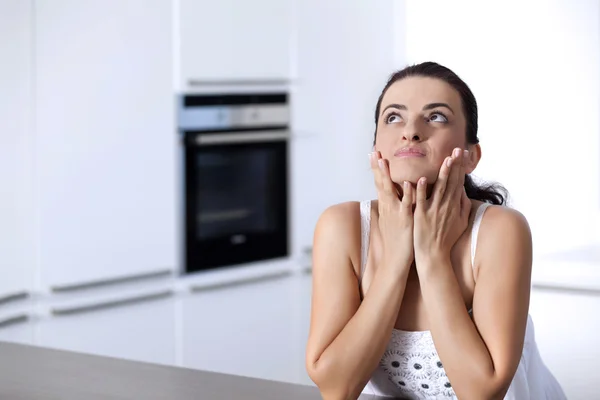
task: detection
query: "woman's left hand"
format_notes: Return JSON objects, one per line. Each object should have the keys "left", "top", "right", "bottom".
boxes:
{"left": 413, "top": 147, "right": 471, "bottom": 265}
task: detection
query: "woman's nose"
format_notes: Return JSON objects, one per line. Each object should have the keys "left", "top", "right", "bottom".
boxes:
{"left": 402, "top": 119, "right": 422, "bottom": 141}
{"left": 402, "top": 125, "right": 421, "bottom": 142}
{"left": 402, "top": 132, "right": 421, "bottom": 141}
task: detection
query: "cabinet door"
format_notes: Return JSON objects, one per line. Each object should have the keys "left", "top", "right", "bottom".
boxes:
{"left": 38, "top": 291, "right": 176, "bottom": 365}
{"left": 292, "top": 0, "right": 396, "bottom": 204}
{"left": 181, "top": 273, "right": 296, "bottom": 383}
{"left": 289, "top": 136, "right": 329, "bottom": 263}
{"left": 35, "top": 0, "right": 178, "bottom": 290}
{"left": 0, "top": 314, "right": 34, "bottom": 345}
{"left": 291, "top": 272, "right": 314, "bottom": 386}
{"left": 529, "top": 287, "right": 600, "bottom": 399}
{"left": 179, "top": 0, "right": 292, "bottom": 86}
{"left": 0, "top": 0, "right": 35, "bottom": 305}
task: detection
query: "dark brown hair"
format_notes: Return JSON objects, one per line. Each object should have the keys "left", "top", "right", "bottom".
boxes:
{"left": 374, "top": 61, "right": 507, "bottom": 205}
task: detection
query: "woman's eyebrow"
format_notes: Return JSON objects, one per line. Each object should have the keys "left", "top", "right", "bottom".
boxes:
{"left": 381, "top": 103, "right": 406, "bottom": 115}
{"left": 381, "top": 102, "right": 455, "bottom": 115}
{"left": 423, "top": 102, "right": 454, "bottom": 114}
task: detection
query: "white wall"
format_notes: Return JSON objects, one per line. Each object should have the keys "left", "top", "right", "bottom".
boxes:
{"left": 290, "top": 0, "right": 405, "bottom": 254}
{"left": 405, "top": 0, "right": 600, "bottom": 255}
{"left": 0, "top": 0, "right": 35, "bottom": 295}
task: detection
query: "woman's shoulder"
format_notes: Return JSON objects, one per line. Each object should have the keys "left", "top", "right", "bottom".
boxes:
{"left": 476, "top": 201, "right": 530, "bottom": 233}
{"left": 315, "top": 201, "right": 363, "bottom": 235}
{"left": 475, "top": 202, "right": 532, "bottom": 259}
{"left": 314, "top": 201, "right": 365, "bottom": 270}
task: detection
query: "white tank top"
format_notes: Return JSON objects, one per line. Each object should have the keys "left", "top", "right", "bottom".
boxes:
{"left": 358, "top": 200, "right": 567, "bottom": 400}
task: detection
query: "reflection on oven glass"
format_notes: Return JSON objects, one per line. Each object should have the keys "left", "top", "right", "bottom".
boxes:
{"left": 196, "top": 149, "right": 279, "bottom": 240}
{"left": 198, "top": 209, "right": 252, "bottom": 223}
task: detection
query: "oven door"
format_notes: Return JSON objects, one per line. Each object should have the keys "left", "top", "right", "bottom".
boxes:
{"left": 184, "top": 131, "right": 289, "bottom": 273}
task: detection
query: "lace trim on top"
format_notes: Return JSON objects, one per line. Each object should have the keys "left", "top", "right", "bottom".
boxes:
{"left": 381, "top": 329, "right": 455, "bottom": 398}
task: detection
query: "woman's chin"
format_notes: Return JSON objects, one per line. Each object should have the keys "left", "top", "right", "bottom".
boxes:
{"left": 390, "top": 174, "right": 420, "bottom": 186}
{"left": 391, "top": 171, "right": 438, "bottom": 187}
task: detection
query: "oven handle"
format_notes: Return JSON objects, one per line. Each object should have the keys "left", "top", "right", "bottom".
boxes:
{"left": 193, "top": 130, "right": 289, "bottom": 146}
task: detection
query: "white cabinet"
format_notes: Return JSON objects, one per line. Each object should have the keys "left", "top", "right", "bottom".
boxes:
{"left": 529, "top": 287, "right": 600, "bottom": 399}
{"left": 181, "top": 273, "right": 297, "bottom": 383}
{"left": 287, "top": 0, "right": 401, "bottom": 262}
{"left": 0, "top": 0, "right": 35, "bottom": 302}
{"left": 34, "top": 0, "right": 178, "bottom": 290}
{"left": 0, "top": 322, "right": 33, "bottom": 345}
{"left": 38, "top": 291, "right": 176, "bottom": 365}
{"left": 291, "top": 272, "right": 314, "bottom": 386}
{"left": 178, "top": 0, "right": 292, "bottom": 87}
{"left": 291, "top": 0, "right": 397, "bottom": 205}
{"left": 289, "top": 136, "right": 329, "bottom": 262}
{"left": 0, "top": 314, "right": 34, "bottom": 345}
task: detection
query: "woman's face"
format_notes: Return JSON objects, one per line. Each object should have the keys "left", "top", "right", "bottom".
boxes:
{"left": 375, "top": 76, "right": 474, "bottom": 186}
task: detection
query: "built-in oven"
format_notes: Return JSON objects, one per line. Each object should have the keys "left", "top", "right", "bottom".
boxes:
{"left": 178, "top": 93, "right": 290, "bottom": 273}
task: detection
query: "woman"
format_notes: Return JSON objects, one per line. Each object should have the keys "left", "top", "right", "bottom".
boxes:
{"left": 305, "top": 62, "right": 566, "bottom": 400}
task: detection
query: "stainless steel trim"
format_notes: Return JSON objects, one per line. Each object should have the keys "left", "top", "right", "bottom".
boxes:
{"left": 532, "top": 283, "right": 600, "bottom": 296}
{"left": 195, "top": 130, "right": 289, "bottom": 145}
{"left": 188, "top": 79, "right": 290, "bottom": 86}
{"left": 177, "top": 105, "right": 289, "bottom": 131}
{"left": 0, "top": 291, "right": 29, "bottom": 307}
{"left": 50, "top": 269, "right": 173, "bottom": 293}
{"left": 231, "top": 105, "right": 290, "bottom": 127}
{"left": 0, "top": 314, "right": 29, "bottom": 329}
{"left": 51, "top": 290, "right": 174, "bottom": 316}
{"left": 190, "top": 270, "right": 293, "bottom": 293}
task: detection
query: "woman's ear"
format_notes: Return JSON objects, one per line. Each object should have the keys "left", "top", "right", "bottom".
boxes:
{"left": 466, "top": 143, "right": 481, "bottom": 174}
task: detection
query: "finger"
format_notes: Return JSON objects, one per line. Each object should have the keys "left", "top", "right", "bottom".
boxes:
{"left": 377, "top": 155, "right": 397, "bottom": 204}
{"left": 401, "top": 180, "right": 413, "bottom": 215}
{"left": 370, "top": 151, "right": 383, "bottom": 193}
{"left": 432, "top": 155, "right": 452, "bottom": 204}
{"left": 459, "top": 150, "right": 468, "bottom": 187}
{"left": 371, "top": 152, "right": 393, "bottom": 205}
{"left": 454, "top": 149, "right": 468, "bottom": 202}
{"left": 444, "top": 148, "right": 463, "bottom": 202}
{"left": 416, "top": 176, "right": 427, "bottom": 209}
{"left": 369, "top": 151, "right": 379, "bottom": 176}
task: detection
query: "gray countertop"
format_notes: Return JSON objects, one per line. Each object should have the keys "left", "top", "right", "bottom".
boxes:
{"left": 0, "top": 342, "right": 382, "bottom": 400}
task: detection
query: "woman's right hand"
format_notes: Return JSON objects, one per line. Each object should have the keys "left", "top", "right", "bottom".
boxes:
{"left": 370, "top": 151, "right": 415, "bottom": 272}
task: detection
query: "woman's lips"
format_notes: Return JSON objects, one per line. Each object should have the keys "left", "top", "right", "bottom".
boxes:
{"left": 394, "top": 147, "right": 426, "bottom": 158}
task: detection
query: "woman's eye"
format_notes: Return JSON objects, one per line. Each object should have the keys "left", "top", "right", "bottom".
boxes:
{"left": 386, "top": 113, "right": 402, "bottom": 124}
{"left": 429, "top": 112, "right": 448, "bottom": 123}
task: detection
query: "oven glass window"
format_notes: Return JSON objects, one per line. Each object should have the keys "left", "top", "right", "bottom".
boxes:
{"left": 195, "top": 144, "right": 284, "bottom": 240}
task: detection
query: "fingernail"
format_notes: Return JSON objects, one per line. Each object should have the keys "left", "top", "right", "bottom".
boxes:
{"left": 419, "top": 177, "right": 426, "bottom": 185}
{"left": 454, "top": 148, "right": 461, "bottom": 157}
{"left": 463, "top": 150, "right": 469, "bottom": 159}
{"left": 404, "top": 181, "right": 409, "bottom": 190}
{"left": 378, "top": 159, "right": 384, "bottom": 169}
{"left": 446, "top": 157, "right": 452, "bottom": 167}
{"left": 368, "top": 152, "right": 373, "bottom": 161}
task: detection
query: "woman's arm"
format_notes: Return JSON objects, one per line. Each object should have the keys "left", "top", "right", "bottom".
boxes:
{"left": 305, "top": 203, "right": 411, "bottom": 400}
{"left": 418, "top": 206, "right": 532, "bottom": 400}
